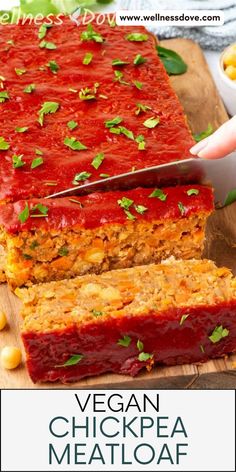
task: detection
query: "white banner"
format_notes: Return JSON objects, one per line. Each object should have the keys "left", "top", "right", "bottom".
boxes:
{"left": 116, "top": 10, "right": 224, "bottom": 27}
{"left": 1, "top": 390, "right": 235, "bottom": 471}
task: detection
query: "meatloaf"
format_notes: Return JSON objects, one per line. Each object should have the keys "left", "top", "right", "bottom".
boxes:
{"left": 0, "top": 185, "right": 213, "bottom": 288}
{"left": 18, "top": 258, "right": 236, "bottom": 383}
{"left": 0, "top": 15, "right": 194, "bottom": 203}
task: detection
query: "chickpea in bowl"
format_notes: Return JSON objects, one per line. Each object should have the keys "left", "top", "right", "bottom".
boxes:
{"left": 218, "top": 43, "right": 236, "bottom": 116}
{"left": 223, "top": 44, "right": 236, "bottom": 80}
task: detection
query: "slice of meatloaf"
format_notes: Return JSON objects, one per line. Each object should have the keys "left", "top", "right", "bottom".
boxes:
{"left": 18, "top": 258, "right": 236, "bottom": 384}
{"left": 0, "top": 185, "right": 214, "bottom": 288}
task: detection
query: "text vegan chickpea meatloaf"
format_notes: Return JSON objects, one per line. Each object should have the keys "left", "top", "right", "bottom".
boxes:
{"left": 0, "top": 185, "right": 214, "bottom": 288}
{"left": 18, "top": 259, "right": 236, "bottom": 384}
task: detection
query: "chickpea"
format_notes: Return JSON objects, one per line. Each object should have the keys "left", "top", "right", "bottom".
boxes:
{"left": 225, "top": 65, "right": 236, "bottom": 80}
{"left": 223, "top": 50, "right": 236, "bottom": 67}
{"left": 0, "top": 311, "right": 7, "bottom": 330}
{"left": 1, "top": 346, "right": 22, "bottom": 370}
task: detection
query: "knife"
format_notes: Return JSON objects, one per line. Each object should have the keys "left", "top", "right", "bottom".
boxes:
{"left": 46, "top": 152, "right": 236, "bottom": 205}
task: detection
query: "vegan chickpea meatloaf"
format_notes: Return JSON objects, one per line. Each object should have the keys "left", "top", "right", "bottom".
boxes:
{"left": 17, "top": 259, "right": 236, "bottom": 384}
{"left": 0, "top": 16, "right": 194, "bottom": 204}
{"left": 0, "top": 185, "right": 214, "bottom": 288}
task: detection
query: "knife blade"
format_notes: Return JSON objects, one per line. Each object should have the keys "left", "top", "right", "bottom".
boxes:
{"left": 46, "top": 153, "right": 236, "bottom": 205}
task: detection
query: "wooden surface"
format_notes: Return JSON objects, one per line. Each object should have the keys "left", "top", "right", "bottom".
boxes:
{"left": 1, "top": 38, "right": 236, "bottom": 389}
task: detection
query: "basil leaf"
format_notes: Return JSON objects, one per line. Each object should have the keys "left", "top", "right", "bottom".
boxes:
{"left": 134, "top": 204, "right": 148, "bottom": 214}
{"left": 112, "top": 58, "right": 129, "bottom": 66}
{"left": 81, "top": 24, "right": 104, "bottom": 43}
{"left": 83, "top": 52, "right": 93, "bottom": 65}
{"left": 137, "top": 339, "right": 144, "bottom": 351}
{"left": 194, "top": 124, "right": 213, "bottom": 143}
{"left": 134, "top": 54, "right": 147, "bottom": 65}
{"left": 118, "top": 197, "right": 133, "bottom": 210}
{"left": 58, "top": 354, "right": 84, "bottom": 367}
{"left": 18, "top": 203, "right": 29, "bottom": 223}
{"left": 178, "top": 202, "right": 186, "bottom": 215}
{"left": 157, "top": 45, "right": 187, "bottom": 75}
{"left": 24, "top": 84, "right": 35, "bottom": 93}
{"left": 15, "top": 68, "right": 26, "bottom": 76}
{"left": 47, "top": 60, "right": 59, "bottom": 74}
{"left": 143, "top": 116, "right": 160, "bottom": 128}
{"left": 38, "top": 101, "right": 60, "bottom": 126}
{"left": 31, "top": 157, "right": 44, "bottom": 169}
{"left": 187, "top": 188, "right": 199, "bottom": 196}
{"left": 0, "top": 137, "right": 10, "bottom": 150}
{"left": 117, "top": 335, "right": 131, "bottom": 347}
{"left": 73, "top": 171, "right": 91, "bottom": 184}
{"left": 0, "top": 91, "right": 9, "bottom": 103}
{"left": 91, "top": 152, "right": 105, "bottom": 169}
{"left": 138, "top": 352, "right": 153, "bottom": 362}
{"left": 39, "top": 40, "right": 57, "bottom": 50}
{"left": 149, "top": 189, "right": 167, "bottom": 201}
{"left": 67, "top": 121, "right": 78, "bottom": 130}
{"left": 64, "top": 137, "right": 87, "bottom": 151}
{"left": 12, "top": 154, "right": 25, "bottom": 169}
{"left": 224, "top": 189, "right": 236, "bottom": 207}
{"left": 105, "top": 116, "right": 123, "bottom": 128}
{"left": 126, "top": 33, "right": 148, "bottom": 42}
{"left": 133, "top": 80, "right": 143, "bottom": 90}
{"left": 15, "top": 126, "right": 28, "bottom": 133}
{"left": 209, "top": 325, "right": 229, "bottom": 344}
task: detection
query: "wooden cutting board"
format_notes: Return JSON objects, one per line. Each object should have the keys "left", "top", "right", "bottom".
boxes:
{"left": 1, "top": 38, "right": 236, "bottom": 389}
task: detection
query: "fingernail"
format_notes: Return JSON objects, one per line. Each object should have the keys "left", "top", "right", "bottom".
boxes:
{"left": 190, "top": 137, "right": 209, "bottom": 156}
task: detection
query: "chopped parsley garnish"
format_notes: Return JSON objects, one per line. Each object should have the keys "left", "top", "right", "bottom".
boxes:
{"left": 134, "top": 54, "right": 147, "bottom": 65}
{"left": 91, "top": 309, "right": 104, "bottom": 317}
{"left": 118, "top": 197, "right": 133, "bottom": 210}
{"left": 114, "top": 70, "right": 129, "bottom": 85}
{"left": 12, "top": 154, "right": 25, "bottom": 169}
{"left": 79, "top": 85, "right": 98, "bottom": 100}
{"left": 15, "top": 126, "right": 28, "bottom": 133}
{"left": 18, "top": 203, "right": 29, "bottom": 223}
{"left": 15, "top": 68, "right": 26, "bottom": 76}
{"left": 180, "top": 314, "right": 189, "bottom": 326}
{"left": 58, "top": 354, "right": 84, "bottom": 367}
{"left": 119, "top": 126, "right": 134, "bottom": 140}
{"left": 31, "top": 157, "right": 44, "bottom": 169}
{"left": 24, "top": 84, "right": 35, "bottom": 94}
{"left": 133, "top": 80, "right": 143, "bottom": 90}
{"left": 137, "top": 339, "right": 144, "bottom": 351}
{"left": 31, "top": 204, "right": 48, "bottom": 217}
{"left": 108, "top": 17, "right": 116, "bottom": 27}
{"left": 39, "top": 40, "right": 57, "bottom": 50}
{"left": 0, "top": 91, "right": 9, "bottom": 103}
{"left": 47, "top": 60, "right": 59, "bottom": 74}
{"left": 126, "top": 33, "right": 148, "bottom": 42}
{"left": 35, "top": 148, "right": 43, "bottom": 155}
{"left": 38, "top": 101, "right": 60, "bottom": 126}
{"left": 30, "top": 241, "right": 39, "bottom": 250}
{"left": 136, "top": 134, "right": 146, "bottom": 150}
{"left": 143, "top": 116, "right": 160, "bottom": 128}
{"left": 105, "top": 116, "right": 123, "bottom": 128}
{"left": 81, "top": 24, "right": 104, "bottom": 43}
{"left": 117, "top": 335, "right": 131, "bottom": 347}
{"left": 209, "top": 325, "right": 229, "bottom": 344}
{"left": 73, "top": 171, "right": 91, "bottom": 185}
{"left": 187, "top": 188, "right": 199, "bottom": 196}
{"left": 194, "top": 124, "right": 213, "bottom": 143}
{"left": 135, "top": 103, "right": 152, "bottom": 115}
{"left": 58, "top": 247, "right": 69, "bottom": 257}
{"left": 112, "top": 58, "right": 129, "bottom": 66}
{"left": 83, "top": 52, "right": 93, "bottom": 65}
{"left": 149, "top": 189, "right": 167, "bottom": 201}
{"left": 178, "top": 202, "right": 186, "bottom": 215}
{"left": 125, "top": 210, "right": 136, "bottom": 220}
{"left": 38, "top": 23, "right": 52, "bottom": 40}
{"left": 138, "top": 352, "right": 153, "bottom": 362}
{"left": 109, "top": 127, "right": 121, "bottom": 135}
{"left": 100, "top": 173, "right": 110, "bottom": 179}
{"left": 67, "top": 120, "right": 78, "bottom": 130}
{"left": 91, "top": 152, "right": 105, "bottom": 170}
{"left": 64, "top": 137, "right": 87, "bottom": 151}
{"left": 0, "top": 137, "right": 10, "bottom": 150}
{"left": 134, "top": 204, "right": 147, "bottom": 214}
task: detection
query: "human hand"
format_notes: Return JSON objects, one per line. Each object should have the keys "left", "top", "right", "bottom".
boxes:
{"left": 190, "top": 116, "right": 236, "bottom": 159}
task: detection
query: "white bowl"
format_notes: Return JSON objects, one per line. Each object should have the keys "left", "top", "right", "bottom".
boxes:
{"left": 217, "top": 43, "right": 236, "bottom": 116}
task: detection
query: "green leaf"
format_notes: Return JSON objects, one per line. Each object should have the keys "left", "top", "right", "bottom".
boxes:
{"left": 117, "top": 335, "right": 131, "bottom": 347}
{"left": 38, "top": 23, "right": 52, "bottom": 40}
{"left": 12, "top": 154, "right": 25, "bottom": 169}
{"left": 23, "top": 253, "right": 32, "bottom": 260}
{"left": 91, "top": 152, "right": 105, "bottom": 170}
{"left": 81, "top": 24, "right": 104, "bottom": 43}
{"left": 135, "top": 103, "right": 152, "bottom": 115}
{"left": 209, "top": 325, "right": 229, "bottom": 344}
{"left": 18, "top": 203, "right": 29, "bottom": 223}
{"left": 83, "top": 52, "right": 93, "bottom": 65}
{"left": 149, "top": 188, "right": 167, "bottom": 201}
{"left": 58, "top": 354, "right": 84, "bottom": 367}
{"left": 180, "top": 314, "right": 189, "bottom": 326}
{"left": 58, "top": 246, "right": 69, "bottom": 256}
{"left": 0, "top": 91, "right": 9, "bottom": 103}
{"left": 39, "top": 40, "right": 57, "bottom": 50}
{"left": 134, "top": 204, "right": 148, "bottom": 215}
{"left": 133, "top": 80, "right": 143, "bottom": 90}
{"left": 178, "top": 202, "right": 186, "bottom": 216}
{"left": 134, "top": 54, "right": 147, "bottom": 65}
{"left": 137, "top": 339, "right": 144, "bottom": 351}
{"left": 138, "top": 352, "right": 153, "bottom": 362}
{"left": 67, "top": 120, "right": 78, "bottom": 130}
{"left": 15, "top": 68, "right": 26, "bottom": 76}
{"left": 105, "top": 116, "right": 123, "bottom": 128}
{"left": 187, "top": 188, "right": 199, "bottom": 196}
{"left": 31, "top": 157, "right": 44, "bottom": 169}
{"left": 64, "top": 137, "right": 87, "bottom": 151}
{"left": 15, "top": 126, "right": 28, "bottom": 133}
{"left": 100, "top": 173, "right": 110, "bottom": 179}
{"left": 0, "top": 137, "right": 10, "bottom": 150}
{"left": 79, "top": 87, "right": 96, "bottom": 100}
{"left": 118, "top": 197, "right": 133, "bottom": 210}
{"left": 119, "top": 126, "right": 134, "bottom": 140}
{"left": 112, "top": 58, "right": 129, "bottom": 66}
{"left": 125, "top": 210, "right": 136, "bottom": 220}
{"left": 35, "top": 148, "right": 43, "bottom": 155}
{"left": 31, "top": 204, "right": 48, "bottom": 216}
{"left": 193, "top": 124, "right": 213, "bottom": 143}
{"left": 126, "top": 33, "right": 148, "bottom": 42}
{"left": 47, "top": 60, "right": 59, "bottom": 74}
{"left": 24, "top": 84, "right": 35, "bottom": 94}
{"left": 143, "top": 116, "right": 160, "bottom": 128}
{"left": 38, "top": 101, "right": 60, "bottom": 126}
{"left": 114, "top": 70, "right": 129, "bottom": 85}
{"left": 91, "top": 309, "right": 104, "bottom": 317}
{"left": 73, "top": 171, "right": 91, "bottom": 184}
{"left": 224, "top": 189, "right": 236, "bottom": 207}
{"left": 157, "top": 45, "right": 187, "bottom": 75}
{"left": 136, "top": 134, "right": 146, "bottom": 150}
